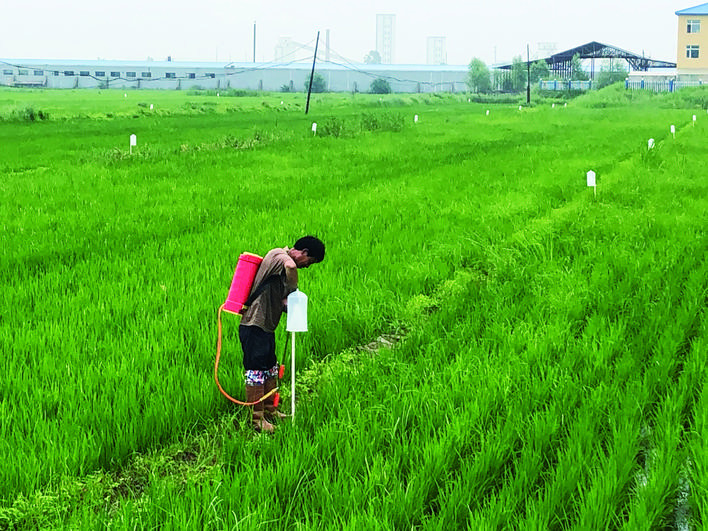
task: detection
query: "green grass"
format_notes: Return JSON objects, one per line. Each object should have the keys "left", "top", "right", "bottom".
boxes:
{"left": 0, "top": 86, "right": 706, "bottom": 529}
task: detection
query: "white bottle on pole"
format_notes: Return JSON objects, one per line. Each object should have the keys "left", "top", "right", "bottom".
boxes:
{"left": 286, "top": 290, "right": 308, "bottom": 420}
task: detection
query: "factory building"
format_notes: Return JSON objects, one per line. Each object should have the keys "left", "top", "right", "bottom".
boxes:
{"left": 0, "top": 58, "right": 468, "bottom": 93}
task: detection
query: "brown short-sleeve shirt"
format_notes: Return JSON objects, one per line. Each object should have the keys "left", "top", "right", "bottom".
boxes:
{"left": 240, "top": 247, "right": 292, "bottom": 333}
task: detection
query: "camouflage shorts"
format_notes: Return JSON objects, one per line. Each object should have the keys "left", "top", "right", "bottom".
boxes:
{"left": 245, "top": 365, "right": 279, "bottom": 386}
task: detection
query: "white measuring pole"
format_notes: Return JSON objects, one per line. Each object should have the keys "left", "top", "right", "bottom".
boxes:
{"left": 291, "top": 331, "right": 296, "bottom": 419}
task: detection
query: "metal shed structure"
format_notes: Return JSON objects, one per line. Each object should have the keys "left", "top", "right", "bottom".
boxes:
{"left": 498, "top": 41, "right": 677, "bottom": 79}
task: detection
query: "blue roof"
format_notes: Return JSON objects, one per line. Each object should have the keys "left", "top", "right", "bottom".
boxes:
{"left": 676, "top": 3, "right": 708, "bottom": 15}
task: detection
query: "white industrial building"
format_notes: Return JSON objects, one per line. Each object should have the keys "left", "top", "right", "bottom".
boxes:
{"left": 0, "top": 58, "right": 468, "bottom": 93}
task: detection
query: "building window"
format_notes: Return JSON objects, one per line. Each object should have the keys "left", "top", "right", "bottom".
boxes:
{"left": 207, "top": 73, "right": 215, "bottom": 78}
{"left": 141, "top": 72, "right": 151, "bottom": 78}
{"left": 95, "top": 71, "right": 105, "bottom": 77}
{"left": 34, "top": 70, "right": 44, "bottom": 75}
{"left": 18, "top": 69, "right": 28, "bottom": 75}
{"left": 688, "top": 19, "right": 701, "bottom": 33}
{"left": 188, "top": 73, "right": 196, "bottom": 79}
{"left": 2, "top": 69, "right": 12, "bottom": 75}
{"left": 80, "top": 71, "right": 90, "bottom": 76}
{"left": 687, "top": 45, "right": 700, "bottom": 59}
{"left": 51, "top": 71, "right": 59, "bottom": 76}
{"left": 126, "top": 72, "right": 136, "bottom": 78}
{"left": 110, "top": 71, "right": 120, "bottom": 77}
{"left": 166, "top": 72, "right": 176, "bottom": 79}
{"left": 64, "top": 71, "right": 75, "bottom": 76}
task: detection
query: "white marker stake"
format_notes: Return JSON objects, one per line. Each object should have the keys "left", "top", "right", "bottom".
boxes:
{"left": 486, "top": 110, "right": 489, "bottom": 116}
{"left": 124, "top": 93, "right": 127, "bottom": 98}
{"left": 587, "top": 170, "right": 596, "bottom": 197}
{"left": 150, "top": 104, "right": 154, "bottom": 110}
{"left": 311, "top": 122, "right": 317, "bottom": 135}
{"left": 648, "top": 138, "right": 655, "bottom": 150}
{"left": 414, "top": 114, "right": 418, "bottom": 123}
{"left": 519, "top": 106, "right": 522, "bottom": 111}
{"left": 129, "top": 134, "right": 137, "bottom": 154}
{"left": 671, "top": 125, "right": 676, "bottom": 138}
{"left": 552, "top": 103, "right": 555, "bottom": 109}
{"left": 693, "top": 115, "right": 697, "bottom": 126}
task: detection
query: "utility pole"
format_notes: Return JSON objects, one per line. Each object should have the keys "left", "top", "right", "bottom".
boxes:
{"left": 253, "top": 21, "right": 256, "bottom": 63}
{"left": 527, "top": 44, "right": 531, "bottom": 104}
{"left": 305, "top": 31, "right": 320, "bottom": 114}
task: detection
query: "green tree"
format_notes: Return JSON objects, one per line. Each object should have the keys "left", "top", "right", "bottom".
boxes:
{"left": 493, "top": 69, "right": 512, "bottom": 92}
{"left": 467, "top": 58, "right": 491, "bottom": 93}
{"left": 304, "top": 73, "right": 327, "bottom": 93}
{"left": 364, "top": 50, "right": 382, "bottom": 64}
{"left": 511, "top": 56, "right": 527, "bottom": 92}
{"left": 529, "top": 60, "right": 550, "bottom": 83}
{"left": 370, "top": 78, "right": 392, "bottom": 94}
{"left": 595, "top": 60, "right": 629, "bottom": 88}
{"left": 570, "top": 54, "right": 589, "bottom": 81}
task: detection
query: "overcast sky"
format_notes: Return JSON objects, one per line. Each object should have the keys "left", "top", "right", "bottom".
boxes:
{"left": 2, "top": 0, "right": 694, "bottom": 65}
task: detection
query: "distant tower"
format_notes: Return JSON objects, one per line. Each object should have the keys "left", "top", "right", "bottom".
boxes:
{"left": 376, "top": 14, "right": 395, "bottom": 64}
{"left": 536, "top": 42, "right": 558, "bottom": 60}
{"left": 427, "top": 37, "right": 447, "bottom": 65}
{"left": 275, "top": 37, "right": 299, "bottom": 61}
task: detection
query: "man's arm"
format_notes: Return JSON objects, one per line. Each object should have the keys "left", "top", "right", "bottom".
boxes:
{"left": 284, "top": 257, "right": 298, "bottom": 291}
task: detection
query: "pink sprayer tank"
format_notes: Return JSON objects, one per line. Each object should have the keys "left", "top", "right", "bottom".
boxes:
{"left": 223, "top": 252, "right": 263, "bottom": 315}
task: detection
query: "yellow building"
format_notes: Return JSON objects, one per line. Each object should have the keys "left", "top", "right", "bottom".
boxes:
{"left": 676, "top": 2, "right": 708, "bottom": 77}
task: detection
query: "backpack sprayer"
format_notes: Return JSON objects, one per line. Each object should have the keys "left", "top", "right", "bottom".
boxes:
{"left": 214, "top": 252, "right": 282, "bottom": 408}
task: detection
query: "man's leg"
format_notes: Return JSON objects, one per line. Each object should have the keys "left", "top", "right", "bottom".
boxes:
{"left": 264, "top": 365, "right": 287, "bottom": 420}
{"left": 240, "top": 325, "right": 277, "bottom": 432}
{"left": 245, "top": 370, "right": 275, "bottom": 433}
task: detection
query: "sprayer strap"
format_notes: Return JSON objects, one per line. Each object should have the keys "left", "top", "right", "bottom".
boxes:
{"left": 242, "top": 274, "right": 282, "bottom": 311}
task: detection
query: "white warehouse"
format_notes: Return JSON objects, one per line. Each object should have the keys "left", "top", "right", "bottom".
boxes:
{"left": 0, "top": 58, "right": 469, "bottom": 93}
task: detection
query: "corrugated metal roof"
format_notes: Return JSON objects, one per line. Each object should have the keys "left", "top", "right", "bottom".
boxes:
{"left": 676, "top": 3, "right": 708, "bottom": 15}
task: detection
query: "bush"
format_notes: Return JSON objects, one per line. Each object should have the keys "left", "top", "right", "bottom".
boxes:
{"left": 370, "top": 78, "right": 392, "bottom": 94}
{"left": 0, "top": 107, "right": 50, "bottom": 122}
{"left": 305, "top": 73, "right": 327, "bottom": 93}
{"left": 360, "top": 112, "right": 404, "bottom": 132}
{"left": 318, "top": 116, "right": 348, "bottom": 137}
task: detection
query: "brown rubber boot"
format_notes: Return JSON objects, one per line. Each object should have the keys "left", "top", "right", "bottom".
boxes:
{"left": 246, "top": 384, "right": 275, "bottom": 433}
{"left": 264, "top": 378, "right": 287, "bottom": 421}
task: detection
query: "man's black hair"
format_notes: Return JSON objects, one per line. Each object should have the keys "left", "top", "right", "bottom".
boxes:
{"left": 294, "top": 235, "right": 325, "bottom": 263}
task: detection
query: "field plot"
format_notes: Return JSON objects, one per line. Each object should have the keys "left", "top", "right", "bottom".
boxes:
{"left": 0, "top": 87, "right": 706, "bottom": 528}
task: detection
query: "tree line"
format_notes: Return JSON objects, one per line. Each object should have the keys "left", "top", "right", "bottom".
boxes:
{"left": 468, "top": 54, "right": 628, "bottom": 93}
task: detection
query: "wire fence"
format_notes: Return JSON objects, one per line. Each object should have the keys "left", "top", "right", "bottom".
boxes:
{"left": 624, "top": 79, "right": 704, "bottom": 92}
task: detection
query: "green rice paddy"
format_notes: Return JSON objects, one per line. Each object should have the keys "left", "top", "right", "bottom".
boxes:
{"left": 0, "top": 85, "right": 706, "bottom": 529}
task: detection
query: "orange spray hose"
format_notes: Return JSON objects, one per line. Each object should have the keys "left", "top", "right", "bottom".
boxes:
{"left": 215, "top": 304, "right": 278, "bottom": 406}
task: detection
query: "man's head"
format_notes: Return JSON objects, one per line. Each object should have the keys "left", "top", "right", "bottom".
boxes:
{"left": 291, "top": 236, "right": 325, "bottom": 268}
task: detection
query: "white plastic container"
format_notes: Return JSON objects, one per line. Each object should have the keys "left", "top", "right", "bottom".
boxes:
{"left": 286, "top": 290, "right": 308, "bottom": 332}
